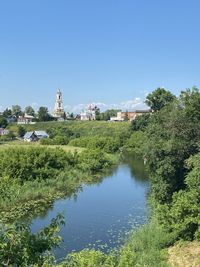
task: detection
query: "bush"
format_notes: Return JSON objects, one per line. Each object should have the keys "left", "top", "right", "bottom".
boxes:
{"left": 158, "top": 153, "right": 200, "bottom": 241}
{"left": 124, "top": 131, "right": 147, "bottom": 156}
{"left": 0, "top": 147, "right": 76, "bottom": 181}
{"left": 41, "top": 135, "right": 69, "bottom": 145}
{"left": 77, "top": 149, "right": 113, "bottom": 173}
{"left": 0, "top": 215, "right": 64, "bottom": 266}
{"left": 69, "top": 135, "right": 121, "bottom": 153}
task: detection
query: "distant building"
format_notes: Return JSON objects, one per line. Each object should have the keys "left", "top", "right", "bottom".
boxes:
{"left": 53, "top": 89, "right": 65, "bottom": 119}
{"left": 80, "top": 104, "right": 98, "bottom": 121}
{"left": 17, "top": 114, "right": 35, "bottom": 125}
{"left": 110, "top": 110, "right": 152, "bottom": 122}
{"left": 0, "top": 128, "right": 9, "bottom": 135}
{"left": 24, "top": 131, "right": 49, "bottom": 142}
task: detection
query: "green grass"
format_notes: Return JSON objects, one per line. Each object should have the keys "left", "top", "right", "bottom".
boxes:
{"left": 8, "top": 120, "right": 130, "bottom": 137}
{"left": 0, "top": 140, "right": 85, "bottom": 153}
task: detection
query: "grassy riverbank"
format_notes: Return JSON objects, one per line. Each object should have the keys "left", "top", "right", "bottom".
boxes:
{"left": 0, "top": 146, "right": 119, "bottom": 223}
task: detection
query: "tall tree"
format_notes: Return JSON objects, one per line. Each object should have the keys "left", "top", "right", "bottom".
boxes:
{"left": 17, "top": 126, "right": 26, "bottom": 138}
{"left": 38, "top": 107, "right": 51, "bottom": 122}
{"left": 25, "top": 106, "right": 35, "bottom": 116}
{"left": 3, "top": 108, "right": 12, "bottom": 118}
{"left": 0, "top": 117, "right": 8, "bottom": 128}
{"left": 146, "top": 87, "right": 175, "bottom": 112}
{"left": 12, "top": 105, "right": 22, "bottom": 118}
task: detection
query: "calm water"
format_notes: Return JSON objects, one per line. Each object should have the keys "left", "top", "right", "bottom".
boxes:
{"left": 31, "top": 156, "right": 149, "bottom": 261}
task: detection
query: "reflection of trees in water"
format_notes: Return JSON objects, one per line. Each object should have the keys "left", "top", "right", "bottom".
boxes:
{"left": 28, "top": 166, "right": 120, "bottom": 223}
{"left": 27, "top": 155, "right": 147, "bottom": 224}
{"left": 122, "top": 153, "right": 149, "bottom": 184}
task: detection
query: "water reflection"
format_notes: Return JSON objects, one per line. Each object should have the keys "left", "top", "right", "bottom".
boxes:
{"left": 31, "top": 154, "right": 149, "bottom": 261}
{"left": 123, "top": 154, "right": 149, "bottom": 183}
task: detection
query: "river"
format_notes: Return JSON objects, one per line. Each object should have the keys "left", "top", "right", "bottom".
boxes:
{"left": 31, "top": 156, "right": 149, "bottom": 261}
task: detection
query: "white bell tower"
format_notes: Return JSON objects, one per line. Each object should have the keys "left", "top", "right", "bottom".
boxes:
{"left": 53, "top": 88, "right": 65, "bottom": 118}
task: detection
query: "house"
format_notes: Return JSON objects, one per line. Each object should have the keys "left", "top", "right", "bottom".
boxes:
{"left": 17, "top": 114, "right": 35, "bottom": 125}
{"left": 24, "top": 131, "right": 49, "bottom": 142}
{"left": 111, "top": 110, "right": 152, "bottom": 122}
{"left": 0, "top": 128, "right": 9, "bottom": 135}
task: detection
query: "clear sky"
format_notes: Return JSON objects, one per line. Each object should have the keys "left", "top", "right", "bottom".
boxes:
{"left": 0, "top": 0, "right": 200, "bottom": 112}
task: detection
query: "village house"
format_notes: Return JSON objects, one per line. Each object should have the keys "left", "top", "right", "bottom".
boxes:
{"left": 17, "top": 114, "right": 35, "bottom": 125}
{"left": 110, "top": 110, "right": 152, "bottom": 122}
{"left": 24, "top": 131, "right": 49, "bottom": 142}
{"left": 0, "top": 128, "right": 9, "bottom": 135}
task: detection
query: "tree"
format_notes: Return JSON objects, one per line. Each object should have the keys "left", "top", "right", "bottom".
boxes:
{"left": 124, "top": 111, "right": 129, "bottom": 121}
{"left": 146, "top": 87, "right": 175, "bottom": 112}
{"left": 180, "top": 86, "right": 200, "bottom": 121}
{"left": 63, "top": 112, "right": 67, "bottom": 120}
{"left": 25, "top": 106, "right": 35, "bottom": 116}
{"left": 17, "top": 126, "right": 26, "bottom": 138}
{"left": 3, "top": 108, "right": 12, "bottom": 118}
{"left": 0, "top": 117, "right": 8, "bottom": 128}
{"left": 12, "top": 105, "right": 22, "bottom": 118}
{"left": 38, "top": 107, "right": 52, "bottom": 122}
{"left": 0, "top": 215, "right": 64, "bottom": 266}
{"left": 131, "top": 114, "right": 151, "bottom": 131}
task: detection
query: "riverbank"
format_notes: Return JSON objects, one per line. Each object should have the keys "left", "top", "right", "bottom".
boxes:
{"left": 0, "top": 145, "right": 119, "bottom": 223}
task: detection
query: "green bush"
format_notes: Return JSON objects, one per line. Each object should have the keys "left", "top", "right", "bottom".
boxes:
{"left": 0, "top": 215, "right": 64, "bottom": 266}
{"left": 124, "top": 131, "right": 147, "bottom": 156}
{"left": 69, "top": 135, "right": 121, "bottom": 153}
{"left": 158, "top": 153, "right": 200, "bottom": 241}
{"left": 41, "top": 135, "right": 69, "bottom": 145}
{"left": 77, "top": 149, "right": 113, "bottom": 173}
{"left": 61, "top": 250, "right": 116, "bottom": 267}
{"left": 0, "top": 147, "right": 76, "bottom": 181}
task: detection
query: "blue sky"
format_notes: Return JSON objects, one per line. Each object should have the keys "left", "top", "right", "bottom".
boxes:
{"left": 0, "top": 0, "right": 200, "bottom": 112}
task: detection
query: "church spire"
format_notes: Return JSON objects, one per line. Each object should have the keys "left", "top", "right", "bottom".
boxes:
{"left": 53, "top": 88, "right": 65, "bottom": 118}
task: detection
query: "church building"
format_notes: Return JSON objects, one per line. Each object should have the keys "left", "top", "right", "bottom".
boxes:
{"left": 53, "top": 89, "right": 65, "bottom": 119}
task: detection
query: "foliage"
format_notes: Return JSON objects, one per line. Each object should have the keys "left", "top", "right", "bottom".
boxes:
{"left": 0, "top": 116, "right": 8, "bottom": 128}
{"left": 131, "top": 113, "right": 151, "bottom": 131}
{"left": 8, "top": 121, "right": 130, "bottom": 140}
{"left": 2, "top": 108, "right": 12, "bottom": 118}
{"left": 17, "top": 125, "right": 26, "bottom": 138}
{"left": 69, "top": 135, "right": 122, "bottom": 153}
{"left": 41, "top": 135, "right": 69, "bottom": 145}
{"left": 38, "top": 107, "right": 54, "bottom": 122}
{"left": 159, "top": 153, "right": 200, "bottom": 241}
{"left": 0, "top": 147, "right": 77, "bottom": 181}
{"left": 58, "top": 223, "right": 169, "bottom": 267}
{"left": 124, "top": 131, "right": 147, "bottom": 156}
{"left": 96, "top": 109, "right": 121, "bottom": 121}
{"left": 0, "top": 214, "right": 64, "bottom": 266}
{"left": 60, "top": 250, "right": 116, "bottom": 267}
{"left": 146, "top": 87, "right": 175, "bottom": 111}
{"left": 77, "top": 148, "right": 114, "bottom": 173}
{"left": 25, "top": 105, "right": 35, "bottom": 116}
{"left": 180, "top": 86, "right": 200, "bottom": 122}
{"left": 117, "top": 223, "right": 170, "bottom": 267}
{"left": 12, "top": 105, "right": 22, "bottom": 117}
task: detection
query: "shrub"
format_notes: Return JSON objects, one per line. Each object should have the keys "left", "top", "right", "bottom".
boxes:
{"left": 77, "top": 149, "right": 113, "bottom": 173}
{"left": 0, "top": 147, "right": 76, "bottom": 181}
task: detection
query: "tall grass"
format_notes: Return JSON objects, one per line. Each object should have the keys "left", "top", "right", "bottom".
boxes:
{"left": 58, "top": 222, "right": 170, "bottom": 267}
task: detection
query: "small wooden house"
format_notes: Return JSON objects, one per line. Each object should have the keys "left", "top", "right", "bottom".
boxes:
{"left": 23, "top": 131, "right": 49, "bottom": 142}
